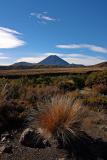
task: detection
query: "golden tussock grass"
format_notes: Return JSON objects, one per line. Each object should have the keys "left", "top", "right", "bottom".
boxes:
{"left": 37, "top": 95, "right": 86, "bottom": 145}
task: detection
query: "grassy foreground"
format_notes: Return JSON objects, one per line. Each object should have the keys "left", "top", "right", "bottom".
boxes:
{"left": 0, "top": 68, "right": 107, "bottom": 159}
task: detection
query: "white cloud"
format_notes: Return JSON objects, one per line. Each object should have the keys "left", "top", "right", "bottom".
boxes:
{"left": 44, "top": 52, "right": 64, "bottom": 57}
{"left": 56, "top": 44, "right": 107, "bottom": 53}
{"left": 16, "top": 56, "right": 46, "bottom": 63}
{"left": 0, "top": 56, "right": 9, "bottom": 59}
{"left": 0, "top": 52, "right": 11, "bottom": 65}
{"left": 0, "top": 27, "right": 25, "bottom": 49}
{"left": 64, "top": 56, "right": 105, "bottom": 66}
{"left": 0, "top": 27, "right": 21, "bottom": 35}
{"left": 57, "top": 44, "right": 81, "bottom": 49}
{"left": 0, "top": 52, "right": 10, "bottom": 59}
{"left": 30, "top": 12, "right": 57, "bottom": 23}
{"left": 0, "top": 52, "right": 4, "bottom": 56}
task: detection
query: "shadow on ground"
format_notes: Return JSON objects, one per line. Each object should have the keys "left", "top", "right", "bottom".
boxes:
{"left": 58, "top": 131, "right": 107, "bottom": 160}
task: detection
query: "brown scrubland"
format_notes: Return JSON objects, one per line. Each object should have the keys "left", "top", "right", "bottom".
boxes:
{"left": 0, "top": 68, "right": 107, "bottom": 160}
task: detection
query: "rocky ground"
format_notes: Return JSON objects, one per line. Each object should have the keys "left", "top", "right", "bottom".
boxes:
{"left": 0, "top": 107, "right": 107, "bottom": 160}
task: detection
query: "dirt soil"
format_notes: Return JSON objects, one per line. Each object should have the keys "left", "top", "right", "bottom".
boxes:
{"left": 0, "top": 108, "right": 107, "bottom": 160}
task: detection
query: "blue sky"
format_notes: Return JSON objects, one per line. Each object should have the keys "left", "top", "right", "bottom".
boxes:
{"left": 0, "top": 0, "right": 107, "bottom": 65}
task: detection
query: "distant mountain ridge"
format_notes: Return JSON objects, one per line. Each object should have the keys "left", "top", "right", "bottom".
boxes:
{"left": 38, "top": 55, "right": 69, "bottom": 66}
{"left": 1, "top": 55, "right": 106, "bottom": 69}
{"left": 12, "top": 62, "right": 33, "bottom": 67}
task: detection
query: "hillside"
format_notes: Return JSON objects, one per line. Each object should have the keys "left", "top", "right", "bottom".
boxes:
{"left": 12, "top": 62, "right": 33, "bottom": 67}
{"left": 38, "top": 55, "right": 69, "bottom": 66}
{"left": 93, "top": 62, "right": 107, "bottom": 68}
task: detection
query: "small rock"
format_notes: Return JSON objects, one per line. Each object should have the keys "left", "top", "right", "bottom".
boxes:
{"left": 103, "top": 127, "right": 107, "bottom": 132}
{"left": 1, "top": 132, "right": 9, "bottom": 138}
{"left": 0, "top": 146, "right": 6, "bottom": 154}
{"left": 100, "top": 125, "right": 107, "bottom": 131}
{"left": 19, "top": 128, "right": 50, "bottom": 148}
{"left": 1, "top": 132, "right": 12, "bottom": 142}
{"left": 0, "top": 144, "right": 12, "bottom": 154}
{"left": 11, "top": 130, "right": 17, "bottom": 135}
{"left": 19, "top": 128, "right": 34, "bottom": 146}
{"left": 1, "top": 137, "right": 6, "bottom": 142}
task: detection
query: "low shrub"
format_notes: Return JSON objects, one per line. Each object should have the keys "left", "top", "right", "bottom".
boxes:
{"left": 0, "top": 78, "right": 9, "bottom": 90}
{"left": 25, "top": 85, "right": 58, "bottom": 104}
{"left": 34, "top": 76, "right": 53, "bottom": 85}
{"left": 0, "top": 101, "right": 28, "bottom": 133}
{"left": 85, "top": 71, "right": 107, "bottom": 87}
{"left": 92, "top": 84, "right": 107, "bottom": 95}
{"left": 71, "top": 75, "right": 86, "bottom": 89}
{"left": 0, "top": 83, "right": 21, "bottom": 100}
{"left": 58, "top": 81, "right": 76, "bottom": 93}
{"left": 82, "top": 95, "right": 107, "bottom": 111}
{"left": 25, "top": 87, "right": 38, "bottom": 103}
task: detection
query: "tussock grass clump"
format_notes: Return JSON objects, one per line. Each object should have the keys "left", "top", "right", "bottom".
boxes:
{"left": 37, "top": 96, "right": 85, "bottom": 146}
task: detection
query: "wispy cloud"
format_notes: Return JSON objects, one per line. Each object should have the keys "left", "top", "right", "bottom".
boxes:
{"left": 0, "top": 52, "right": 10, "bottom": 59}
{"left": 0, "top": 27, "right": 25, "bottom": 49}
{"left": 16, "top": 56, "right": 46, "bottom": 63}
{"left": 0, "top": 52, "right": 11, "bottom": 65}
{"left": 56, "top": 44, "right": 107, "bottom": 54}
{"left": 30, "top": 12, "right": 58, "bottom": 23}
{"left": 63, "top": 55, "right": 105, "bottom": 65}
{"left": 45, "top": 52, "right": 64, "bottom": 57}
{"left": 0, "top": 56, "right": 9, "bottom": 59}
